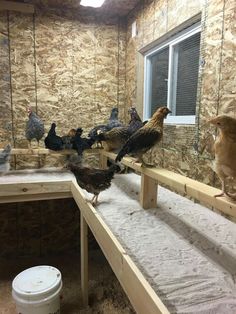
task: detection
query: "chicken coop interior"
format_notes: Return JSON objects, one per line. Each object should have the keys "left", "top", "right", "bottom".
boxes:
{"left": 0, "top": 0, "right": 236, "bottom": 313}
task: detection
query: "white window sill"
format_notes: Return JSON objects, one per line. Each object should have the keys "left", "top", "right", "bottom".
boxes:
{"left": 164, "top": 115, "right": 196, "bottom": 125}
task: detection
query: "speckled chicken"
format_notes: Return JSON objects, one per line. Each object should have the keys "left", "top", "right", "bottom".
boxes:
{"left": 0, "top": 144, "right": 11, "bottom": 174}
{"left": 25, "top": 107, "right": 44, "bottom": 147}
{"left": 115, "top": 106, "right": 171, "bottom": 166}
{"left": 44, "top": 123, "right": 63, "bottom": 151}
{"left": 95, "top": 107, "right": 143, "bottom": 152}
{"left": 67, "top": 163, "right": 119, "bottom": 205}
{"left": 208, "top": 115, "right": 236, "bottom": 200}
{"left": 88, "top": 107, "right": 123, "bottom": 140}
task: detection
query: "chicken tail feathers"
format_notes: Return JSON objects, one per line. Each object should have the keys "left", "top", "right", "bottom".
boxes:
{"left": 115, "top": 145, "right": 128, "bottom": 163}
{"left": 108, "top": 163, "right": 121, "bottom": 174}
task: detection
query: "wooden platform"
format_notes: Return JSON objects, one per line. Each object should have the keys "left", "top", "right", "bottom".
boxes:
{"left": 100, "top": 151, "right": 236, "bottom": 219}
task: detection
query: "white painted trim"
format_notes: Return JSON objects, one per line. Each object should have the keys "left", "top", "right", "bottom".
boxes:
{"left": 165, "top": 115, "right": 196, "bottom": 125}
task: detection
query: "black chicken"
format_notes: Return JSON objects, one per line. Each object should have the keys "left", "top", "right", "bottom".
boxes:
{"left": 88, "top": 107, "right": 123, "bottom": 140}
{"left": 72, "top": 128, "right": 95, "bottom": 155}
{"left": 44, "top": 123, "right": 63, "bottom": 151}
{"left": 67, "top": 163, "right": 119, "bottom": 205}
{"left": 25, "top": 107, "right": 44, "bottom": 147}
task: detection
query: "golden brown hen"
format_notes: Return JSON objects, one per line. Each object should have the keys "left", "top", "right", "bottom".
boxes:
{"left": 115, "top": 106, "right": 171, "bottom": 166}
{"left": 67, "top": 163, "right": 119, "bottom": 205}
{"left": 208, "top": 115, "right": 236, "bottom": 200}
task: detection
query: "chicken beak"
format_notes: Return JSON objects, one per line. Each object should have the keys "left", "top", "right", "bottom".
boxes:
{"left": 207, "top": 117, "right": 216, "bottom": 125}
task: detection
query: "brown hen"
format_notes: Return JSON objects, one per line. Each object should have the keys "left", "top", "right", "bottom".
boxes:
{"left": 67, "top": 163, "right": 119, "bottom": 205}
{"left": 115, "top": 106, "right": 171, "bottom": 166}
{"left": 208, "top": 114, "right": 236, "bottom": 200}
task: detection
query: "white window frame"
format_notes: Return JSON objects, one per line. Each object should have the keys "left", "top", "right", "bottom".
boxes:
{"left": 143, "top": 22, "right": 201, "bottom": 125}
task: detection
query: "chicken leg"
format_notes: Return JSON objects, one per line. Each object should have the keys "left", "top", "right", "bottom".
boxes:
{"left": 91, "top": 194, "right": 99, "bottom": 206}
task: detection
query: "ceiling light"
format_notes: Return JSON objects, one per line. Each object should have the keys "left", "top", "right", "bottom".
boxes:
{"left": 80, "top": 0, "right": 105, "bottom": 8}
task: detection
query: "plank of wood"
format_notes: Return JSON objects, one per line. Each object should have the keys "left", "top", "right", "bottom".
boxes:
{"left": 81, "top": 212, "right": 89, "bottom": 307}
{"left": 71, "top": 181, "right": 170, "bottom": 314}
{"left": 0, "top": 148, "right": 102, "bottom": 156}
{"left": 140, "top": 173, "right": 157, "bottom": 209}
{"left": 0, "top": 180, "right": 71, "bottom": 197}
{"left": 99, "top": 153, "right": 107, "bottom": 169}
{"left": 0, "top": 1, "right": 34, "bottom": 13}
{"left": 0, "top": 192, "right": 72, "bottom": 203}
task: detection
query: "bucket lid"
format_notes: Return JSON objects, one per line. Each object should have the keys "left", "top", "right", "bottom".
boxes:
{"left": 12, "top": 266, "right": 61, "bottom": 299}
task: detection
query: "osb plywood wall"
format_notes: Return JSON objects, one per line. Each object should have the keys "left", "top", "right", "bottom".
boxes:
{"left": 0, "top": 7, "right": 126, "bottom": 169}
{"left": 126, "top": 0, "right": 236, "bottom": 188}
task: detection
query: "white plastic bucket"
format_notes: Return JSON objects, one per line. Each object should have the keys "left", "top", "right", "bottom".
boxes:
{"left": 12, "top": 265, "right": 62, "bottom": 314}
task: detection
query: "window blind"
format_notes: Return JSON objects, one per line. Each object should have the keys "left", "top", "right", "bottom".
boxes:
{"left": 175, "top": 32, "right": 201, "bottom": 116}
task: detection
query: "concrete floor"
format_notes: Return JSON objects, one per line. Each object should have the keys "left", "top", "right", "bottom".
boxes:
{"left": 0, "top": 250, "right": 134, "bottom": 314}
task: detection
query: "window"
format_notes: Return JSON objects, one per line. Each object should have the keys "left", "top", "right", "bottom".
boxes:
{"left": 144, "top": 23, "right": 201, "bottom": 124}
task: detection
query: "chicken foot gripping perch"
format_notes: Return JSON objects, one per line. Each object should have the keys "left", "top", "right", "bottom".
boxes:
{"left": 66, "top": 163, "right": 120, "bottom": 206}
{"left": 208, "top": 115, "right": 236, "bottom": 201}
{"left": 115, "top": 106, "right": 171, "bottom": 166}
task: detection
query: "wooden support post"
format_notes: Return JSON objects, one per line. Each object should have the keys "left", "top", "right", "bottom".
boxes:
{"left": 80, "top": 212, "right": 89, "bottom": 307}
{"left": 140, "top": 173, "right": 157, "bottom": 209}
{"left": 99, "top": 153, "right": 107, "bottom": 169}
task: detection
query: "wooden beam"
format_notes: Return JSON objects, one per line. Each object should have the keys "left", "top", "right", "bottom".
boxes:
{"left": 0, "top": 181, "right": 71, "bottom": 198}
{"left": 140, "top": 173, "right": 157, "bottom": 209}
{"left": 71, "top": 181, "right": 170, "bottom": 314}
{"left": 101, "top": 151, "right": 236, "bottom": 217}
{"left": 0, "top": 192, "right": 71, "bottom": 203}
{"left": 0, "top": 1, "right": 34, "bottom": 13}
{"left": 0, "top": 148, "right": 102, "bottom": 156}
{"left": 81, "top": 212, "right": 89, "bottom": 307}
{"left": 99, "top": 152, "right": 107, "bottom": 169}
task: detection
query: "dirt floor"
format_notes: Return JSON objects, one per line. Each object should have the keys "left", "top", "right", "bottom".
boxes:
{"left": 0, "top": 249, "right": 135, "bottom": 314}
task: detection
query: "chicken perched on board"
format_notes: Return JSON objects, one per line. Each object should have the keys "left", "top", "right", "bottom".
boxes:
{"left": 95, "top": 107, "right": 143, "bottom": 152}
{"left": 208, "top": 115, "right": 236, "bottom": 200}
{"left": 72, "top": 128, "right": 95, "bottom": 155}
{"left": 115, "top": 106, "right": 171, "bottom": 166}
{"left": 0, "top": 144, "right": 11, "bottom": 174}
{"left": 88, "top": 107, "right": 123, "bottom": 140}
{"left": 25, "top": 107, "right": 44, "bottom": 148}
{"left": 67, "top": 163, "right": 119, "bottom": 205}
{"left": 44, "top": 123, "right": 63, "bottom": 151}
